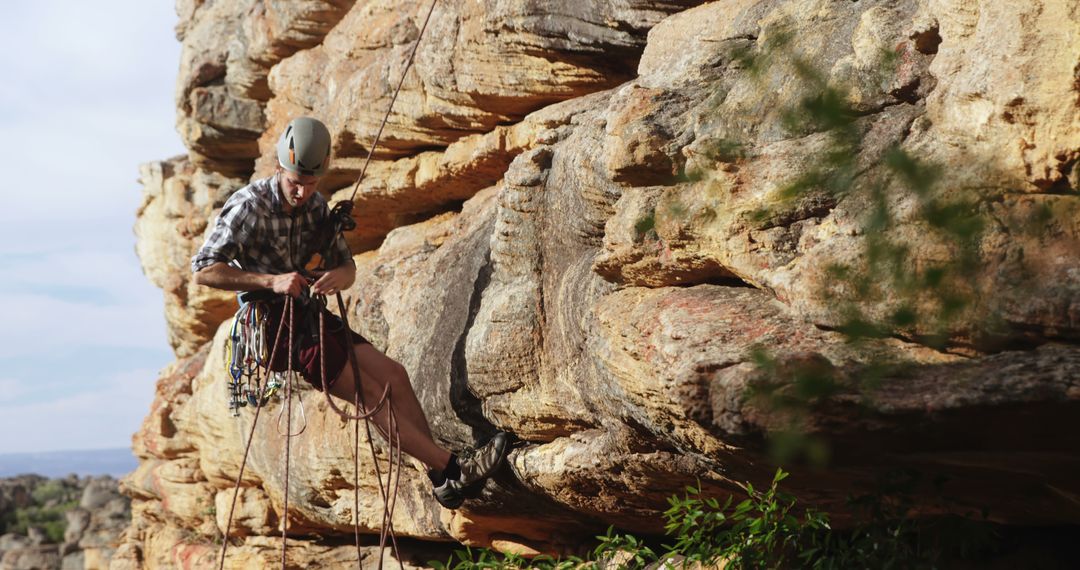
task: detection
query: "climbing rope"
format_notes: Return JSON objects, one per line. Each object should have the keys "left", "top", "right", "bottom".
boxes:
{"left": 319, "top": 297, "right": 405, "bottom": 565}
{"left": 346, "top": 0, "right": 439, "bottom": 204}
{"left": 218, "top": 293, "right": 292, "bottom": 569}
{"left": 217, "top": 295, "right": 402, "bottom": 569}
{"left": 311, "top": 0, "right": 442, "bottom": 560}
{"left": 281, "top": 297, "right": 295, "bottom": 570}
{"left": 217, "top": 3, "right": 440, "bottom": 568}
{"left": 322, "top": 0, "right": 441, "bottom": 249}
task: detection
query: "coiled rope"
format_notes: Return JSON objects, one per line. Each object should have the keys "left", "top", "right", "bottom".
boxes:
{"left": 217, "top": 1, "right": 439, "bottom": 568}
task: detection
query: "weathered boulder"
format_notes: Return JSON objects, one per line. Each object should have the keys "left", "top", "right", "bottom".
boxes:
{"left": 69, "top": 477, "right": 130, "bottom": 570}
{"left": 0, "top": 544, "right": 60, "bottom": 570}
{"left": 135, "top": 158, "right": 244, "bottom": 357}
{"left": 0, "top": 476, "right": 129, "bottom": 570}
{"left": 595, "top": 0, "right": 1080, "bottom": 345}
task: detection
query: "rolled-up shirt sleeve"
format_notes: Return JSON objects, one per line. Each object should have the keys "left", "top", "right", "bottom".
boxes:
{"left": 191, "top": 194, "right": 254, "bottom": 273}
{"left": 331, "top": 232, "right": 352, "bottom": 267}
{"left": 313, "top": 199, "right": 353, "bottom": 268}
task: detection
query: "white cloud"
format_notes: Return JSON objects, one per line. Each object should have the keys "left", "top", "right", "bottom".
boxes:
{"left": 0, "top": 366, "right": 160, "bottom": 453}
{"left": 0, "top": 96, "right": 184, "bottom": 223}
{"left": 0, "top": 245, "right": 167, "bottom": 360}
{"left": 0, "top": 292, "right": 166, "bottom": 359}
{"left": 0, "top": 248, "right": 159, "bottom": 304}
{"left": 0, "top": 379, "right": 28, "bottom": 404}
{"left": 0, "top": 217, "right": 137, "bottom": 257}
{"left": 0, "top": 1, "right": 180, "bottom": 97}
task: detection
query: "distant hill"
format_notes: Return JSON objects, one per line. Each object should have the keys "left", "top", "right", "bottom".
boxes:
{"left": 0, "top": 448, "right": 137, "bottom": 478}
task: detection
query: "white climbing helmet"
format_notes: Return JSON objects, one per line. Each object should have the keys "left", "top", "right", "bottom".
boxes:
{"left": 276, "top": 116, "right": 332, "bottom": 176}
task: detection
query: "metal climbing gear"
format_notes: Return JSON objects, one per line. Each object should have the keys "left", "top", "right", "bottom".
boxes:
{"left": 222, "top": 300, "right": 280, "bottom": 415}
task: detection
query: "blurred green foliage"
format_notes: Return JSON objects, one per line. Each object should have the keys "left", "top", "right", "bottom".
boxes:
{"left": 0, "top": 478, "right": 81, "bottom": 544}
{"left": 713, "top": 20, "right": 1011, "bottom": 463}
{"left": 430, "top": 468, "right": 998, "bottom": 569}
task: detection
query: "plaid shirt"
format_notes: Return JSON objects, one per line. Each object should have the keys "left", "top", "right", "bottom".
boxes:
{"left": 191, "top": 175, "right": 351, "bottom": 275}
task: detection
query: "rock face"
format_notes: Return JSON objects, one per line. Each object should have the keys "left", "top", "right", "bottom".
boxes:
{"left": 128, "top": 0, "right": 1080, "bottom": 566}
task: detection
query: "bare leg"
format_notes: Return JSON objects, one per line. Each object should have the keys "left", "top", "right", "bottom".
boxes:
{"left": 329, "top": 343, "right": 451, "bottom": 472}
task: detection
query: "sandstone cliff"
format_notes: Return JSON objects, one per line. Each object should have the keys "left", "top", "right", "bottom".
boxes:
{"left": 124, "top": 0, "right": 1080, "bottom": 567}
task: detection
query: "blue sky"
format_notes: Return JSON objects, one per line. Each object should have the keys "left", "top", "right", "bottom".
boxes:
{"left": 0, "top": 2, "right": 184, "bottom": 453}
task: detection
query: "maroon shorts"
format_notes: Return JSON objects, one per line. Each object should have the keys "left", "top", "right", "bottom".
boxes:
{"left": 261, "top": 300, "right": 370, "bottom": 390}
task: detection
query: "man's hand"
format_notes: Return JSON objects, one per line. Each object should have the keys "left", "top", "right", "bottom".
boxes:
{"left": 312, "top": 265, "right": 355, "bottom": 296}
{"left": 270, "top": 272, "right": 309, "bottom": 298}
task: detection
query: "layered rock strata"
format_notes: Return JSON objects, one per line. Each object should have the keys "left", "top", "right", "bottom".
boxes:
{"left": 127, "top": 0, "right": 1080, "bottom": 566}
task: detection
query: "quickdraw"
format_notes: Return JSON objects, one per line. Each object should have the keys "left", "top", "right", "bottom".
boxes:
{"left": 223, "top": 300, "right": 280, "bottom": 415}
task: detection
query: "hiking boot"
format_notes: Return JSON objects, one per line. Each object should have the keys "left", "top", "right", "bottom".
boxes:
{"left": 432, "top": 432, "right": 512, "bottom": 509}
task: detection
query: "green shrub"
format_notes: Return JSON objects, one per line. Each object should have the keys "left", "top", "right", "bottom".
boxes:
{"left": 8, "top": 499, "right": 78, "bottom": 543}
{"left": 661, "top": 469, "right": 830, "bottom": 568}
{"left": 0, "top": 479, "right": 80, "bottom": 543}
{"left": 431, "top": 545, "right": 584, "bottom": 570}
{"left": 429, "top": 467, "right": 998, "bottom": 569}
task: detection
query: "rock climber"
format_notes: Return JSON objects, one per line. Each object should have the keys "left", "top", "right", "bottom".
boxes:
{"left": 190, "top": 116, "right": 509, "bottom": 509}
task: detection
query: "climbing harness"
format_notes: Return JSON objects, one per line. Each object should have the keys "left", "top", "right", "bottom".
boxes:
{"left": 217, "top": 1, "right": 438, "bottom": 569}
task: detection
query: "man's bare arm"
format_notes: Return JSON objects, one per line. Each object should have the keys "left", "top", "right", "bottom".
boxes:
{"left": 193, "top": 262, "right": 308, "bottom": 298}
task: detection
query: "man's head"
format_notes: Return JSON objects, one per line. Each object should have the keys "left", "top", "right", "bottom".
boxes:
{"left": 275, "top": 116, "right": 332, "bottom": 209}
{"left": 277, "top": 168, "right": 321, "bottom": 210}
